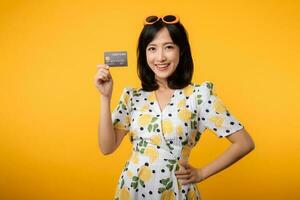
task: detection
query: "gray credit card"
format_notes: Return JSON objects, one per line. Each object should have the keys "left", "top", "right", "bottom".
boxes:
{"left": 104, "top": 51, "right": 128, "bottom": 67}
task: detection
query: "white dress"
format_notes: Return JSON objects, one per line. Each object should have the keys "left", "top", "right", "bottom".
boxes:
{"left": 112, "top": 81, "right": 244, "bottom": 200}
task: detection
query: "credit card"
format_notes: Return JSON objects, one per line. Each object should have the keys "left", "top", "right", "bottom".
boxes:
{"left": 104, "top": 51, "right": 128, "bottom": 67}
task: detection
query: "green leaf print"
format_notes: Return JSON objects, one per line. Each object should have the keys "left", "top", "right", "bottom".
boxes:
{"left": 175, "top": 163, "right": 180, "bottom": 171}
{"left": 166, "top": 164, "right": 174, "bottom": 171}
{"left": 139, "top": 179, "right": 145, "bottom": 187}
{"left": 148, "top": 124, "right": 152, "bottom": 132}
{"left": 168, "top": 159, "right": 176, "bottom": 164}
{"left": 151, "top": 117, "right": 158, "bottom": 123}
{"left": 161, "top": 178, "right": 170, "bottom": 186}
{"left": 191, "top": 113, "right": 196, "bottom": 119}
{"left": 158, "top": 187, "right": 166, "bottom": 193}
{"left": 131, "top": 181, "right": 138, "bottom": 189}
{"left": 197, "top": 99, "right": 202, "bottom": 105}
{"left": 140, "top": 148, "right": 145, "bottom": 154}
{"left": 120, "top": 179, "right": 124, "bottom": 188}
{"left": 121, "top": 103, "right": 127, "bottom": 110}
{"left": 113, "top": 119, "right": 118, "bottom": 125}
{"left": 138, "top": 140, "right": 143, "bottom": 146}
{"left": 195, "top": 131, "right": 201, "bottom": 141}
{"left": 153, "top": 123, "right": 158, "bottom": 132}
{"left": 182, "top": 140, "right": 188, "bottom": 145}
{"left": 166, "top": 181, "right": 173, "bottom": 190}
{"left": 191, "top": 120, "right": 197, "bottom": 129}
{"left": 132, "top": 176, "right": 139, "bottom": 181}
{"left": 143, "top": 140, "right": 147, "bottom": 147}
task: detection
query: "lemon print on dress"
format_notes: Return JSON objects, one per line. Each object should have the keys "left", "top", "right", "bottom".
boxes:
{"left": 119, "top": 187, "right": 130, "bottom": 200}
{"left": 147, "top": 92, "right": 156, "bottom": 102}
{"left": 140, "top": 104, "right": 150, "bottom": 112}
{"left": 213, "top": 98, "right": 227, "bottom": 113}
{"left": 183, "top": 85, "right": 194, "bottom": 96}
{"left": 114, "top": 122, "right": 126, "bottom": 130}
{"left": 181, "top": 145, "right": 192, "bottom": 160}
{"left": 138, "top": 165, "right": 152, "bottom": 182}
{"left": 124, "top": 116, "right": 130, "bottom": 125}
{"left": 126, "top": 170, "right": 133, "bottom": 178}
{"left": 187, "top": 186, "right": 197, "bottom": 200}
{"left": 150, "top": 135, "right": 162, "bottom": 146}
{"left": 132, "top": 152, "right": 139, "bottom": 164}
{"left": 161, "top": 190, "right": 175, "bottom": 200}
{"left": 162, "top": 119, "right": 174, "bottom": 135}
{"left": 178, "top": 108, "right": 192, "bottom": 121}
{"left": 144, "top": 146, "right": 159, "bottom": 163}
{"left": 123, "top": 92, "right": 130, "bottom": 105}
{"left": 177, "top": 99, "right": 186, "bottom": 108}
{"left": 138, "top": 114, "right": 153, "bottom": 126}
{"left": 209, "top": 116, "right": 224, "bottom": 128}
{"left": 176, "top": 125, "right": 183, "bottom": 137}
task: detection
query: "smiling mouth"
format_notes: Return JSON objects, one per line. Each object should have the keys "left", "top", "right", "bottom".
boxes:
{"left": 155, "top": 63, "right": 170, "bottom": 70}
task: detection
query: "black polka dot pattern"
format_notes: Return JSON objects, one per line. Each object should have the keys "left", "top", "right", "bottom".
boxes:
{"left": 111, "top": 82, "right": 244, "bottom": 199}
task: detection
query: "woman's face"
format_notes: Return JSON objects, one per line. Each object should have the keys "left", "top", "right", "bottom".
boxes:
{"left": 146, "top": 27, "right": 180, "bottom": 82}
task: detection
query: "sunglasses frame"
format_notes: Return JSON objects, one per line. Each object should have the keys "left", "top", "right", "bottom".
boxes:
{"left": 143, "top": 15, "right": 180, "bottom": 25}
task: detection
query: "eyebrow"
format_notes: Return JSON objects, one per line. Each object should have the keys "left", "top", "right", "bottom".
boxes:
{"left": 147, "top": 42, "right": 175, "bottom": 46}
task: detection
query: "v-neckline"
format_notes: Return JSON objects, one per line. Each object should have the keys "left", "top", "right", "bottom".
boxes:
{"left": 152, "top": 89, "right": 177, "bottom": 113}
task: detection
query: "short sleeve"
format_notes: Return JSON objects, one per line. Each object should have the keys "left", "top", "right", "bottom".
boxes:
{"left": 111, "top": 87, "right": 133, "bottom": 132}
{"left": 196, "top": 81, "right": 244, "bottom": 138}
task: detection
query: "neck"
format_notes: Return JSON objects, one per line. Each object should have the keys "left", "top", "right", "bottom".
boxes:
{"left": 155, "top": 78, "right": 169, "bottom": 90}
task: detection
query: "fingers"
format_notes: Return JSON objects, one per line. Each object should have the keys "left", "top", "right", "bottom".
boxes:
{"left": 181, "top": 176, "right": 196, "bottom": 185}
{"left": 176, "top": 173, "right": 192, "bottom": 179}
{"left": 175, "top": 168, "right": 191, "bottom": 175}
{"left": 97, "top": 64, "right": 109, "bottom": 70}
{"left": 94, "top": 64, "right": 112, "bottom": 86}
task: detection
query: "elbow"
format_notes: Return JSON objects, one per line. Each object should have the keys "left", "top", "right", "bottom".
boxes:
{"left": 244, "top": 140, "right": 255, "bottom": 154}
{"left": 99, "top": 144, "right": 115, "bottom": 155}
{"left": 100, "top": 148, "right": 114, "bottom": 155}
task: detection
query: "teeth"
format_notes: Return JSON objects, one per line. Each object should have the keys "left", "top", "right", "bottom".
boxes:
{"left": 156, "top": 64, "right": 169, "bottom": 67}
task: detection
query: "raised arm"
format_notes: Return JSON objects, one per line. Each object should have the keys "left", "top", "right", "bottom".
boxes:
{"left": 94, "top": 64, "right": 127, "bottom": 155}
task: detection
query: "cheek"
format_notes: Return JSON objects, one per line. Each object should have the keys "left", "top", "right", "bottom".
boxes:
{"left": 146, "top": 53, "right": 155, "bottom": 64}
{"left": 171, "top": 51, "right": 180, "bottom": 64}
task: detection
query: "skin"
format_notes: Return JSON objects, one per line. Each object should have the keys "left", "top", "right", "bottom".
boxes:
{"left": 94, "top": 26, "right": 255, "bottom": 185}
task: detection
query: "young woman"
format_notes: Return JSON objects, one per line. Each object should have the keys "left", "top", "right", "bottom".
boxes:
{"left": 94, "top": 15, "right": 255, "bottom": 200}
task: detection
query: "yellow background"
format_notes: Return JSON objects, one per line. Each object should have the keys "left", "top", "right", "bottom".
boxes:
{"left": 1, "top": 0, "right": 299, "bottom": 199}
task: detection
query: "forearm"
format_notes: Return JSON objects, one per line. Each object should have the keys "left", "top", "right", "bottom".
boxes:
{"left": 201, "top": 143, "right": 254, "bottom": 180}
{"left": 98, "top": 96, "right": 116, "bottom": 155}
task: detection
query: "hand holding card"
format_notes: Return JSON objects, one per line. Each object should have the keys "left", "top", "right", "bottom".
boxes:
{"left": 94, "top": 64, "right": 113, "bottom": 98}
{"left": 104, "top": 51, "right": 128, "bottom": 67}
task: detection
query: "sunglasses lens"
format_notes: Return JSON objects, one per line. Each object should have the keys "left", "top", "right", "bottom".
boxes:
{"left": 146, "top": 16, "right": 159, "bottom": 23}
{"left": 163, "top": 15, "right": 176, "bottom": 22}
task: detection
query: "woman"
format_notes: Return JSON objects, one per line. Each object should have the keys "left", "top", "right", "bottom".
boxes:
{"left": 94, "top": 15, "right": 255, "bottom": 200}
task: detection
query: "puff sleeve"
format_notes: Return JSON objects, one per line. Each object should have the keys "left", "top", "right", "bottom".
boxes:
{"left": 111, "top": 87, "right": 133, "bottom": 132}
{"left": 196, "top": 81, "right": 244, "bottom": 138}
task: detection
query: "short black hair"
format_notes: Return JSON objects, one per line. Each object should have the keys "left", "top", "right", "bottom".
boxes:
{"left": 137, "top": 20, "right": 194, "bottom": 91}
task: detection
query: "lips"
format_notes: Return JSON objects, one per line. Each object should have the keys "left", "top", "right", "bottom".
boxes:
{"left": 155, "top": 63, "right": 170, "bottom": 71}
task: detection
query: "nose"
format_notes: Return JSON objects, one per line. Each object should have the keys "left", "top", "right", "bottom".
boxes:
{"left": 156, "top": 48, "right": 166, "bottom": 62}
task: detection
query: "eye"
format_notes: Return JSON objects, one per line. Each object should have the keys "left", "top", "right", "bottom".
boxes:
{"left": 166, "top": 45, "right": 174, "bottom": 49}
{"left": 147, "top": 47, "right": 155, "bottom": 51}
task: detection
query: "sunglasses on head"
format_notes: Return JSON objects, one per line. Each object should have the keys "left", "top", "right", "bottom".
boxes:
{"left": 144, "top": 15, "right": 180, "bottom": 25}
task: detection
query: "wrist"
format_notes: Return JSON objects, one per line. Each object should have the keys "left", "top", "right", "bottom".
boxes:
{"left": 198, "top": 168, "right": 208, "bottom": 181}
{"left": 101, "top": 95, "right": 111, "bottom": 103}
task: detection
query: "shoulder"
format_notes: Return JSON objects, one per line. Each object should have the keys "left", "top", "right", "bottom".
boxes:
{"left": 192, "top": 81, "right": 214, "bottom": 97}
{"left": 121, "top": 86, "right": 145, "bottom": 99}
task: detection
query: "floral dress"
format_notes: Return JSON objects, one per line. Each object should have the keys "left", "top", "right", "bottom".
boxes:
{"left": 111, "top": 81, "right": 244, "bottom": 200}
